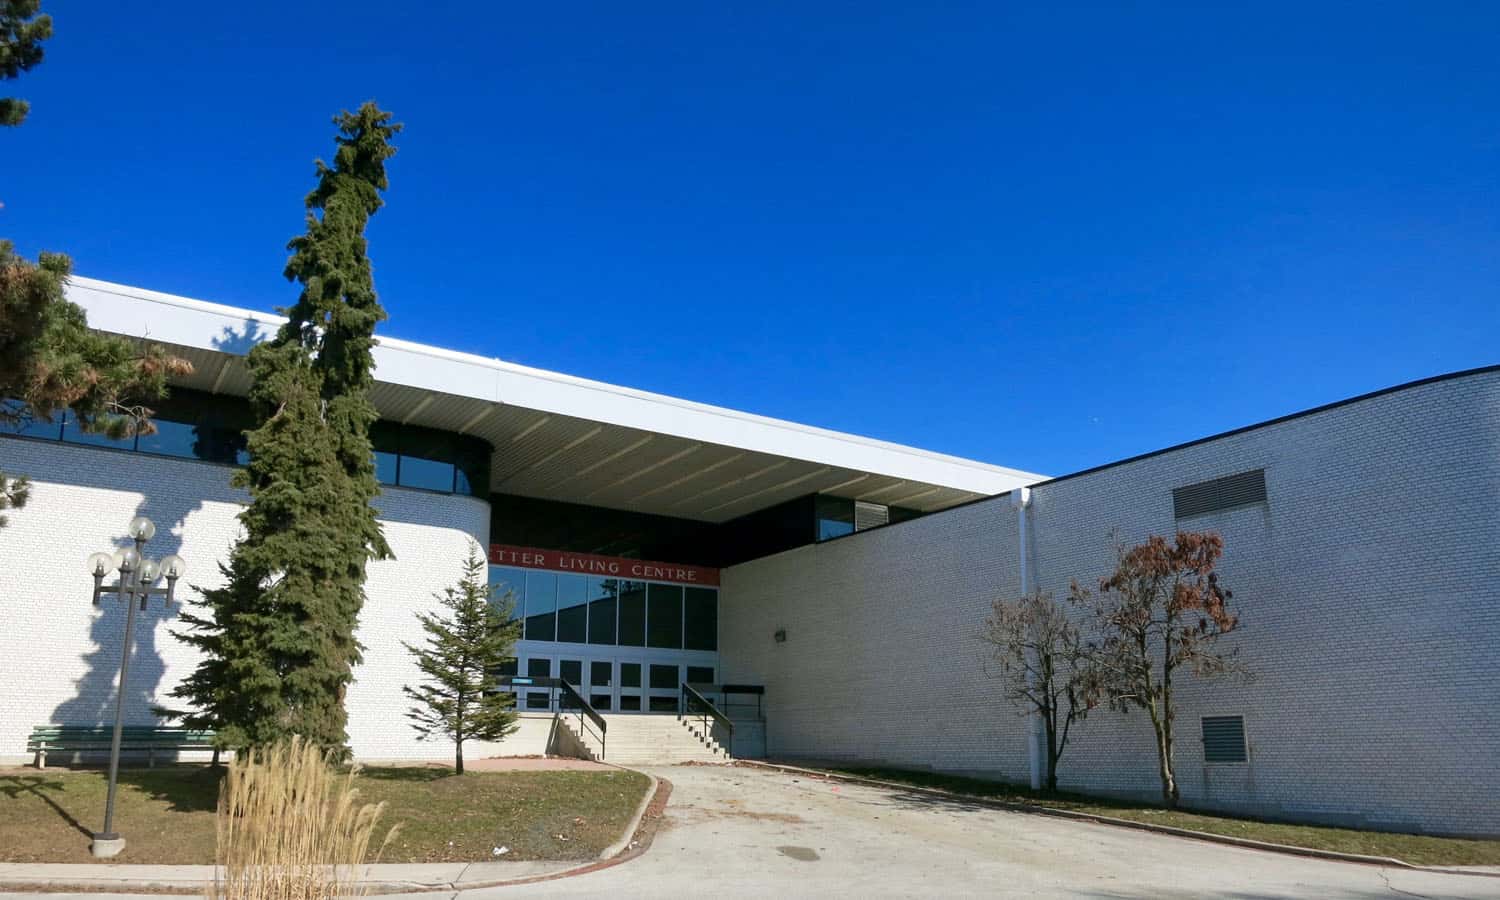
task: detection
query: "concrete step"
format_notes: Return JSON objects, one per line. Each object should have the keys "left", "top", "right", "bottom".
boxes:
{"left": 588, "top": 713, "right": 734, "bottom": 764}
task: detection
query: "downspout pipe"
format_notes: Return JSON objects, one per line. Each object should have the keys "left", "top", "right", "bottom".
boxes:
{"left": 1011, "top": 486, "right": 1043, "bottom": 791}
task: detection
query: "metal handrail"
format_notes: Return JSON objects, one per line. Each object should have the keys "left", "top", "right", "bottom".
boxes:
{"left": 686, "top": 683, "right": 765, "bottom": 722}
{"left": 497, "top": 675, "right": 607, "bottom": 759}
{"left": 681, "top": 681, "right": 734, "bottom": 740}
{"left": 558, "top": 679, "right": 608, "bottom": 760}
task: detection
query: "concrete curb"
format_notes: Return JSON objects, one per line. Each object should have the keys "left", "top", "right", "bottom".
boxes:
{"left": 598, "top": 767, "right": 659, "bottom": 860}
{"left": 0, "top": 768, "right": 668, "bottom": 895}
{"left": 739, "top": 760, "right": 1500, "bottom": 879}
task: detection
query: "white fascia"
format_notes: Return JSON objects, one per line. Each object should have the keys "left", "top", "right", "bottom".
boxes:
{"left": 68, "top": 276, "right": 1045, "bottom": 495}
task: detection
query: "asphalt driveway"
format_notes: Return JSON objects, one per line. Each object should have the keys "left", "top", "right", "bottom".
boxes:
{"left": 507, "top": 763, "right": 1497, "bottom": 899}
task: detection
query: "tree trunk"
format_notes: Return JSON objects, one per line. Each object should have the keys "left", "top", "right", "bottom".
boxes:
{"left": 1154, "top": 719, "right": 1177, "bottom": 807}
{"left": 1044, "top": 705, "right": 1059, "bottom": 793}
{"left": 1147, "top": 696, "right": 1178, "bottom": 809}
{"left": 455, "top": 740, "right": 464, "bottom": 775}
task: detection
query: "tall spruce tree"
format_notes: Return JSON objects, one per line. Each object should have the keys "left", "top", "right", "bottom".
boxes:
{"left": 403, "top": 548, "right": 521, "bottom": 774}
{"left": 167, "top": 104, "right": 400, "bottom": 755}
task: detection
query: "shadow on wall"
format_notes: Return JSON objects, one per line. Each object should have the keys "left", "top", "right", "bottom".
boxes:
{"left": 213, "top": 318, "right": 268, "bottom": 356}
{"left": 48, "top": 489, "right": 207, "bottom": 740}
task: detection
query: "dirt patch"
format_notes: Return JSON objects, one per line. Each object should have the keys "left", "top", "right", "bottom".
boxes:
{"left": 777, "top": 845, "right": 820, "bottom": 862}
{"left": 709, "top": 809, "right": 806, "bottom": 824}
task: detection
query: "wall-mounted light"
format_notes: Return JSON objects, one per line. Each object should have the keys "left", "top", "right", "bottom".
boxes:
{"left": 774, "top": 627, "right": 787, "bottom": 644}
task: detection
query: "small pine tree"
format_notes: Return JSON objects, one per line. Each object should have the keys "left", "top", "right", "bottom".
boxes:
{"left": 403, "top": 548, "right": 521, "bottom": 774}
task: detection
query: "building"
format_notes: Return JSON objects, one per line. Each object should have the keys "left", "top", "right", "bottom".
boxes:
{"left": 1, "top": 277, "right": 1495, "bottom": 838}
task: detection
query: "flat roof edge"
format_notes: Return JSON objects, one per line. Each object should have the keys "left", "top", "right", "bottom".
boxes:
{"left": 67, "top": 276, "right": 1046, "bottom": 493}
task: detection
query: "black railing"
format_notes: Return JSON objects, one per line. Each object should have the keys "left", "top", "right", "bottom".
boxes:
{"left": 497, "top": 675, "right": 607, "bottom": 759}
{"left": 681, "top": 681, "right": 734, "bottom": 742}
{"left": 720, "top": 683, "right": 765, "bottom": 722}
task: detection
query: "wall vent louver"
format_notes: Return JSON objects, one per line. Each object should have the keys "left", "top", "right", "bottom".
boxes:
{"left": 1173, "top": 469, "right": 1267, "bottom": 519}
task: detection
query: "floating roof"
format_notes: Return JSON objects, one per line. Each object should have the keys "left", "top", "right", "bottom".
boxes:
{"left": 68, "top": 277, "right": 1043, "bottom": 523}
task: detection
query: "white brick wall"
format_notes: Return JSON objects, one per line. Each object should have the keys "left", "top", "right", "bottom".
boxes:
{"left": 0, "top": 436, "right": 513, "bottom": 763}
{"left": 720, "top": 369, "right": 1500, "bottom": 837}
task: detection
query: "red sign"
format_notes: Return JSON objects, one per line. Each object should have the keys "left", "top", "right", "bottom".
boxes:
{"left": 488, "top": 543, "right": 720, "bottom": 587}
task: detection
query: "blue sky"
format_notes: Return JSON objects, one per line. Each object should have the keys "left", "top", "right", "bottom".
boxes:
{"left": 4, "top": 2, "right": 1496, "bottom": 477}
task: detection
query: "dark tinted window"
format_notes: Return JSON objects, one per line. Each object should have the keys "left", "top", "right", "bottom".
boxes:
{"left": 559, "top": 659, "right": 582, "bottom": 685}
{"left": 649, "top": 696, "right": 679, "bottom": 713}
{"left": 649, "top": 664, "right": 678, "bottom": 690}
{"left": 620, "top": 663, "right": 642, "bottom": 688}
{"left": 647, "top": 584, "right": 683, "bottom": 649}
{"left": 397, "top": 425, "right": 456, "bottom": 492}
{"left": 816, "top": 495, "right": 855, "bottom": 541}
{"left": 4, "top": 405, "right": 63, "bottom": 439}
{"left": 556, "top": 574, "right": 588, "bottom": 643}
{"left": 527, "top": 658, "right": 551, "bottom": 677}
{"left": 684, "top": 588, "right": 717, "bottom": 651}
{"left": 619, "top": 695, "right": 641, "bottom": 711}
{"left": 590, "top": 661, "right": 612, "bottom": 687}
{"left": 135, "top": 418, "right": 197, "bottom": 458}
{"left": 524, "top": 571, "right": 556, "bottom": 641}
{"left": 587, "top": 578, "right": 617, "bottom": 644}
{"left": 61, "top": 411, "right": 132, "bottom": 449}
{"left": 489, "top": 566, "right": 525, "bottom": 620}
{"left": 618, "top": 581, "right": 646, "bottom": 647}
{"left": 453, "top": 438, "right": 490, "bottom": 496}
{"left": 686, "top": 666, "right": 714, "bottom": 685}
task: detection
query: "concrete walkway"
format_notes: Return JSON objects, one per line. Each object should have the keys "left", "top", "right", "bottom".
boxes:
{"left": 469, "top": 764, "right": 1500, "bottom": 899}
{"left": 4, "top": 764, "right": 1497, "bottom": 898}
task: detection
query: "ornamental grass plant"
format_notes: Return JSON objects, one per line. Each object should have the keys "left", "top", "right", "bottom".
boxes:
{"left": 210, "top": 737, "right": 398, "bottom": 900}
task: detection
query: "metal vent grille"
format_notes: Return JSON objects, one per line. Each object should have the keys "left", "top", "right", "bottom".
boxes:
{"left": 1201, "top": 715, "right": 1248, "bottom": 763}
{"left": 1173, "top": 469, "right": 1267, "bottom": 519}
{"left": 853, "top": 501, "right": 890, "bottom": 532}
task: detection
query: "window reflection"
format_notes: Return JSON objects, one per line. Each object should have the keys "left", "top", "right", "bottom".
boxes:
{"left": 618, "top": 581, "right": 646, "bottom": 647}
{"left": 556, "top": 574, "right": 588, "bottom": 643}
{"left": 684, "top": 587, "right": 717, "bottom": 651}
{"left": 647, "top": 584, "right": 683, "bottom": 649}
{"left": 588, "top": 578, "right": 618, "bottom": 645}
{"left": 816, "top": 494, "right": 855, "bottom": 541}
{"left": 4, "top": 389, "right": 488, "bottom": 496}
{"left": 524, "top": 571, "right": 557, "bottom": 641}
{"left": 490, "top": 566, "right": 526, "bottom": 620}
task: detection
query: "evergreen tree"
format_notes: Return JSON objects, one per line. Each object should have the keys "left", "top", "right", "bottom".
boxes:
{"left": 167, "top": 104, "right": 400, "bottom": 755}
{"left": 0, "top": 243, "right": 190, "bottom": 528}
{"left": 403, "top": 548, "right": 521, "bottom": 774}
{"left": 1, "top": 0, "right": 52, "bottom": 127}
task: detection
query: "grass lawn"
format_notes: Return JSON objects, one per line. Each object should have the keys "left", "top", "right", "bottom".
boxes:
{"left": 819, "top": 766, "right": 1500, "bottom": 867}
{"left": 0, "top": 765, "right": 650, "bottom": 865}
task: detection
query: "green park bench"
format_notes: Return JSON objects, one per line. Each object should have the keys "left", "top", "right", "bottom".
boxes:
{"left": 27, "top": 725, "right": 219, "bottom": 769}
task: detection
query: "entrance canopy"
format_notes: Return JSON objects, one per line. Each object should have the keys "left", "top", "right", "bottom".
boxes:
{"left": 69, "top": 277, "right": 1042, "bottom": 522}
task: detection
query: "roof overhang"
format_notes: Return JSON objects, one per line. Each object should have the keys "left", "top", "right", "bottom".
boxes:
{"left": 67, "top": 277, "right": 1044, "bottom": 522}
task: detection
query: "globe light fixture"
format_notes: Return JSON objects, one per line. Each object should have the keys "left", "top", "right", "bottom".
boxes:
{"left": 83, "top": 516, "right": 186, "bottom": 859}
{"left": 88, "top": 552, "right": 113, "bottom": 578}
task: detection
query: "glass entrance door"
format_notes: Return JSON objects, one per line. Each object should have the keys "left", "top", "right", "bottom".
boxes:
{"left": 586, "top": 659, "right": 615, "bottom": 713}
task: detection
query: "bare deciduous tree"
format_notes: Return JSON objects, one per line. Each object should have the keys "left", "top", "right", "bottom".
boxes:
{"left": 1072, "top": 531, "right": 1245, "bottom": 808}
{"left": 980, "top": 590, "right": 1094, "bottom": 792}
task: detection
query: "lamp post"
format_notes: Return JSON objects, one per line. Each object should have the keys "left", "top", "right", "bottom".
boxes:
{"left": 85, "top": 516, "right": 186, "bottom": 860}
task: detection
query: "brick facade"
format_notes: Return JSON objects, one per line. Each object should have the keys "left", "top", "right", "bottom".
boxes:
{"left": 0, "top": 436, "right": 498, "bottom": 762}
{"left": 719, "top": 369, "right": 1500, "bottom": 837}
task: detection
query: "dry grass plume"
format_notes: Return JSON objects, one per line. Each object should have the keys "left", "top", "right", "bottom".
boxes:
{"left": 209, "top": 737, "right": 398, "bottom": 900}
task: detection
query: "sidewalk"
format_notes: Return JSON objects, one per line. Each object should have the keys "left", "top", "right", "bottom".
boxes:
{"left": 0, "top": 862, "right": 583, "bottom": 894}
